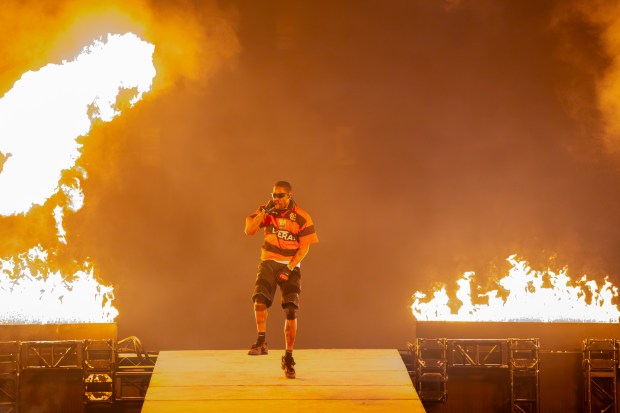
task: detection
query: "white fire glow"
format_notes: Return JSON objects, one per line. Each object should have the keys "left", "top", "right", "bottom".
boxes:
{"left": 411, "top": 255, "right": 620, "bottom": 323}
{"left": 0, "top": 33, "right": 156, "bottom": 324}
{"left": 0, "top": 32, "right": 155, "bottom": 216}
{"left": 0, "top": 246, "right": 118, "bottom": 324}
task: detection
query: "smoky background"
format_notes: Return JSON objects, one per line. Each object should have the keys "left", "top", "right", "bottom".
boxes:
{"left": 1, "top": 0, "right": 620, "bottom": 350}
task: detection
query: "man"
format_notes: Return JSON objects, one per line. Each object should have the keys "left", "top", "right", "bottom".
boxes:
{"left": 244, "top": 180, "right": 318, "bottom": 379}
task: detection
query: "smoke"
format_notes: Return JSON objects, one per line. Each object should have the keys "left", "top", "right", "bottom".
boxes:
{"left": 0, "top": 0, "right": 240, "bottom": 238}
{"left": 439, "top": 0, "right": 620, "bottom": 158}
{"left": 0, "top": 0, "right": 240, "bottom": 96}
{"left": 0, "top": 0, "right": 240, "bottom": 323}
{"left": 551, "top": 0, "right": 620, "bottom": 156}
{"left": 141, "top": 0, "right": 241, "bottom": 92}
{"left": 0, "top": 33, "right": 155, "bottom": 216}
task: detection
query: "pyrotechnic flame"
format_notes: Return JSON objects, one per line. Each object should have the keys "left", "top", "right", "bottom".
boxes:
{"left": 0, "top": 246, "right": 118, "bottom": 324}
{"left": 411, "top": 255, "right": 620, "bottom": 323}
{"left": 0, "top": 32, "right": 156, "bottom": 324}
{"left": 0, "top": 32, "right": 155, "bottom": 216}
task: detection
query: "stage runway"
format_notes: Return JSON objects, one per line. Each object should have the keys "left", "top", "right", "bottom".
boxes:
{"left": 141, "top": 348, "right": 426, "bottom": 412}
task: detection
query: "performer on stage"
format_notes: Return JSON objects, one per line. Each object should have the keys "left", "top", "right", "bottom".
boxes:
{"left": 244, "top": 180, "right": 319, "bottom": 379}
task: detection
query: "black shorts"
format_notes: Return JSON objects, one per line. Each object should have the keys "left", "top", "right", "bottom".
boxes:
{"left": 252, "top": 260, "right": 301, "bottom": 309}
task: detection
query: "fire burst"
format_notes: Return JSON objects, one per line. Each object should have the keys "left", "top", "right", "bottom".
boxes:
{"left": 411, "top": 255, "right": 620, "bottom": 323}
{"left": 0, "top": 33, "right": 156, "bottom": 324}
{"left": 0, "top": 246, "right": 117, "bottom": 324}
{"left": 0, "top": 32, "right": 155, "bottom": 216}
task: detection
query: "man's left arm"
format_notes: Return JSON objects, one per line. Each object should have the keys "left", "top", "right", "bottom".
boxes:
{"left": 288, "top": 245, "right": 310, "bottom": 270}
{"left": 278, "top": 211, "right": 318, "bottom": 281}
{"left": 278, "top": 245, "right": 311, "bottom": 281}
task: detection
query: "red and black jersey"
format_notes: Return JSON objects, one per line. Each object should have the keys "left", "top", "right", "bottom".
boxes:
{"left": 247, "top": 200, "right": 318, "bottom": 262}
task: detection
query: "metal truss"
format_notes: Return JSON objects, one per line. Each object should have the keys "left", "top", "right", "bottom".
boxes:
{"left": 0, "top": 342, "right": 19, "bottom": 413}
{"left": 413, "top": 338, "right": 448, "bottom": 402}
{"left": 508, "top": 339, "right": 540, "bottom": 413}
{"left": 583, "top": 339, "right": 618, "bottom": 413}
{"left": 449, "top": 339, "right": 509, "bottom": 368}
{"left": 115, "top": 336, "right": 157, "bottom": 402}
{"left": 83, "top": 340, "right": 116, "bottom": 404}
{"left": 411, "top": 337, "right": 540, "bottom": 412}
{"left": 0, "top": 336, "right": 157, "bottom": 412}
{"left": 20, "top": 341, "right": 83, "bottom": 370}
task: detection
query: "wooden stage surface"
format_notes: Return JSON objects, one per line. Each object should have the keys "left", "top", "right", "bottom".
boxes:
{"left": 141, "top": 349, "right": 426, "bottom": 412}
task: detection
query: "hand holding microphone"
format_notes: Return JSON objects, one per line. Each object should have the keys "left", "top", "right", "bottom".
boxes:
{"left": 260, "top": 200, "right": 275, "bottom": 215}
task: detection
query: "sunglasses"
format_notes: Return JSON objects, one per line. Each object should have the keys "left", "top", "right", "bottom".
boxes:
{"left": 271, "top": 193, "right": 289, "bottom": 199}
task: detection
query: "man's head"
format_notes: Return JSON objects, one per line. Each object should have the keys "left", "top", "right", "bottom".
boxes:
{"left": 272, "top": 180, "right": 292, "bottom": 210}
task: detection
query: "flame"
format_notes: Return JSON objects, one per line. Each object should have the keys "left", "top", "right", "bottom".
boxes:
{"left": 0, "top": 32, "right": 156, "bottom": 324}
{"left": 0, "top": 32, "right": 155, "bottom": 216}
{"left": 0, "top": 246, "right": 117, "bottom": 324}
{"left": 411, "top": 255, "right": 620, "bottom": 323}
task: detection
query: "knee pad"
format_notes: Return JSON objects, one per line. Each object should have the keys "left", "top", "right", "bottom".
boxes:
{"left": 254, "top": 296, "right": 267, "bottom": 311}
{"left": 284, "top": 305, "right": 297, "bottom": 320}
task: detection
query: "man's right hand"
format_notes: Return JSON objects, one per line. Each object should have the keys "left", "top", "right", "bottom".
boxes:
{"left": 260, "top": 200, "right": 275, "bottom": 215}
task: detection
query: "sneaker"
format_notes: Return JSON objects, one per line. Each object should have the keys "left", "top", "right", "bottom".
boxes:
{"left": 281, "top": 354, "right": 296, "bottom": 379}
{"left": 248, "top": 342, "right": 268, "bottom": 355}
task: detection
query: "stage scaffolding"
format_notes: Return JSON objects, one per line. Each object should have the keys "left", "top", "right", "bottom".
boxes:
{"left": 0, "top": 336, "right": 156, "bottom": 413}
{"left": 583, "top": 339, "right": 618, "bottom": 413}
{"left": 408, "top": 337, "right": 620, "bottom": 413}
{"left": 409, "top": 338, "right": 540, "bottom": 413}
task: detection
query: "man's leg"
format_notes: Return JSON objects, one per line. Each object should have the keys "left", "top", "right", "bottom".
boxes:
{"left": 280, "top": 267, "right": 300, "bottom": 378}
{"left": 248, "top": 297, "right": 269, "bottom": 355}
{"left": 255, "top": 299, "right": 268, "bottom": 334}
{"left": 249, "top": 262, "right": 277, "bottom": 355}
{"left": 281, "top": 304, "right": 297, "bottom": 378}
{"left": 284, "top": 308, "right": 297, "bottom": 350}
